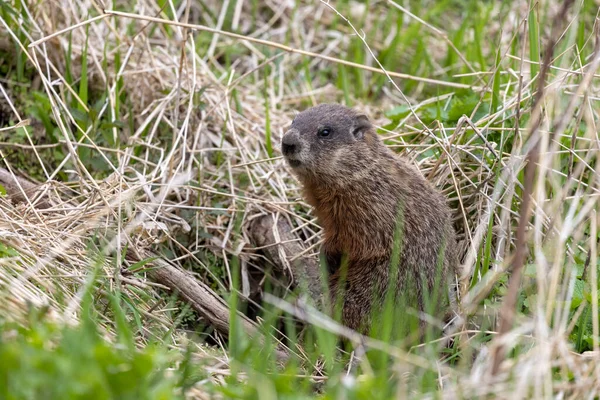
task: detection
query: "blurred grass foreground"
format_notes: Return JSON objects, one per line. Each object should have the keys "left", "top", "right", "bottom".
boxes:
{"left": 1, "top": 0, "right": 600, "bottom": 398}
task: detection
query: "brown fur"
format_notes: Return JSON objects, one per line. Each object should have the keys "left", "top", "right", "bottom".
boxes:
{"left": 281, "top": 104, "right": 457, "bottom": 333}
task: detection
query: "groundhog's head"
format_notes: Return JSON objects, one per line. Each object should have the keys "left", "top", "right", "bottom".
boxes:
{"left": 281, "top": 104, "right": 377, "bottom": 183}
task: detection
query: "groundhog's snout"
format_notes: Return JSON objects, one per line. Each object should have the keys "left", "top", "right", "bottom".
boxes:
{"left": 281, "top": 129, "right": 300, "bottom": 156}
{"left": 281, "top": 129, "right": 305, "bottom": 168}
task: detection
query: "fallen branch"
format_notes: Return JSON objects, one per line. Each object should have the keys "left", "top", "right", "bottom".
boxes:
{"left": 0, "top": 167, "right": 51, "bottom": 209}
{"left": 130, "top": 249, "right": 290, "bottom": 361}
{"left": 137, "top": 249, "right": 255, "bottom": 335}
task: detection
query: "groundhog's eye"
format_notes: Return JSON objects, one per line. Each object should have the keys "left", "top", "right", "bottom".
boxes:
{"left": 318, "top": 127, "right": 332, "bottom": 137}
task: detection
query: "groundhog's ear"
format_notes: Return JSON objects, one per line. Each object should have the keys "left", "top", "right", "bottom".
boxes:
{"left": 352, "top": 114, "right": 371, "bottom": 140}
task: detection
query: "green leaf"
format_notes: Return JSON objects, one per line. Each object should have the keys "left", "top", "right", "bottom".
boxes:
{"left": 571, "top": 279, "right": 586, "bottom": 309}
{"left": 385, "top": 105, "right": 411, "bottom": 121}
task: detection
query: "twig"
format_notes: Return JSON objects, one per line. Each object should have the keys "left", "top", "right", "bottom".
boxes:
{"left": 27, "top": 14, "right": 110, "bottom": 47}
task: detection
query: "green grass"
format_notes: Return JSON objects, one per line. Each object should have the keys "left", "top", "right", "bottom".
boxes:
{"left": 0, "top": 280, "right": 199, "bottom": 400}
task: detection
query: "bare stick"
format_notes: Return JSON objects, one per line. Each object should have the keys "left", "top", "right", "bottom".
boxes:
{"left": 139, "top": 250, "right": 255, "bottom": 335}
{"left": 0, "top": 166, "right": 51, "bottom": 209}
{"left": 133, "top": 249, "right": 290, "bottom": 361}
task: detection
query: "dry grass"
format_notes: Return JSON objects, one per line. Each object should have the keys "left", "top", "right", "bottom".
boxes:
{"left": 1, "top": 0, "right": 600, "bottom": 397}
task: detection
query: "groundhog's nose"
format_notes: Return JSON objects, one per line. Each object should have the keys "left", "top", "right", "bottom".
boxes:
{"left": 281, "top": 129, "right": 300, "bottom": 156}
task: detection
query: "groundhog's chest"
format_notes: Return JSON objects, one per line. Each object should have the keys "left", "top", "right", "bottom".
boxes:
{"left": 313, "top": 193, "right": 397, "bottom": 261}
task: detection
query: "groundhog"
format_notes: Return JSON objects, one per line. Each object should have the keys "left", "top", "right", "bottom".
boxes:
{"left": 281, "top": 104, "right": 457, "bottom": 335}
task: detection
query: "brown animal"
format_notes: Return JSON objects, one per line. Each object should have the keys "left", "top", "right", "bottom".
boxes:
{"left": 281, "top": 104, "right": 457, "bottom": 335}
